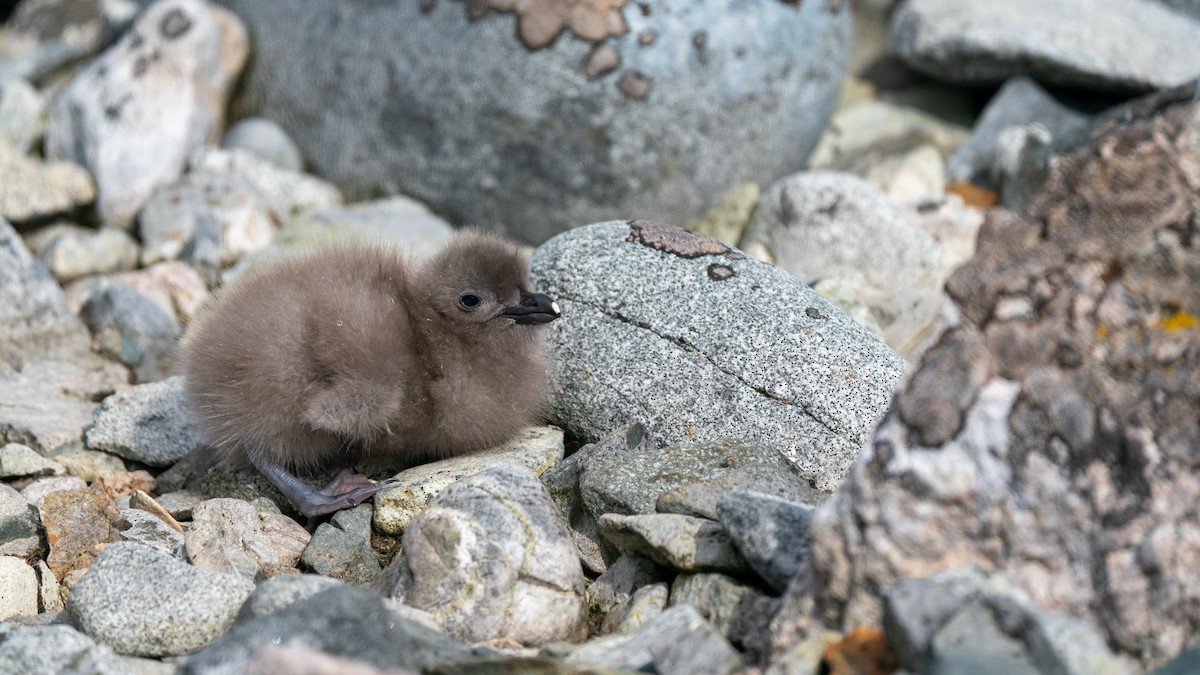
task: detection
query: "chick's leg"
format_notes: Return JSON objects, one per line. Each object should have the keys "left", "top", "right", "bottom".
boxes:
{"left": 247, "top": 448, "right": 396, "bottom": 518}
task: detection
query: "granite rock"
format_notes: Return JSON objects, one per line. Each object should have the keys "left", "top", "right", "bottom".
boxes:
{"left": 85, "top": 376, "right": 204, "bottom": 467}
{"left": 117, "top": 508, "right": 186, "bottom": 561}
{"left": 531, "top": 220, "right": 904, "bottom": 492}
{"left": 41, "top": 484, "right": 124, "bottom": 580}
{"left": 669, "top": 572, "right": 768, "bottom": 646}
{"left": 67, "top": 541, "right": 255, "bottom": 657}
{"left": 883, "top": 568, "right": 1132, "bottom": 675}
{"left": 588, "top": 552, "right": 669, "bottom": 634}
{"left": 597, "top": 513, "right": 750, "bottom": 576}
{"left": 177, "top": 585, "right": 470, "bottom": 674}
{"left": 889, "top": 0, "right": 1200, "bottom": 92}
{"left": 566, "top": 604, "right": 741, "bottom": 674}
{"left": 656, "top": 462, "right": 825, "bottom": 521}
{"left": 0, "top": 623, "right": 172, "bottom": 675}
{"left": 716, "top": 491, "right": 815, "bottom": 594}
{"left": 211, "top": 0, "right": 851, "bottom": 244}
{"left": 541, "top": 422, "right": 662, "bottom": 573}
{"left": 300, "top": 504, "right": 381, "bottom": 585}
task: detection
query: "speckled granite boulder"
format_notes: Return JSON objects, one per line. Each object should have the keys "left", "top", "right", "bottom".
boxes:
{"left": 211, "top": 0, "right": 851, "bottom": 243}
{"left": 85, "top": 377, "right": 204, "bottom": 467}
{"left": 768, "top": 94, "right": 1200, "bottom": 672}
{"left": 67, "top": 541, "right": 255, "bottom": 657}
{"left": 531, "top": 220, "right": 904, "bottom": 492}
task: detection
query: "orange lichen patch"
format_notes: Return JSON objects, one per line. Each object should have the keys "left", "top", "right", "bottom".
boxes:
{"left": 1154, "top": 310, "right": 1200, "bottom": 331}
{"left": 486, "top": 0, "right": 628, "bottom": 49}
{"left": 821, "top": 626, "right": 898, "bottom": 675}
{"left": 946, "top": 179, "right": 999, "bottom": 209}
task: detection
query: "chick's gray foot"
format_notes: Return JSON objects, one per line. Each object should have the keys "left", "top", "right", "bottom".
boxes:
{"left": 248, "top": 450, "right": 397, "bottom": 518}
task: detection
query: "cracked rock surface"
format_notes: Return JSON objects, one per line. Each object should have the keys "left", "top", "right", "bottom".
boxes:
{"left": 531, "top": 220, "right": 905, "bottom": 492}
{"left": 769, "top": 97, "right": 1200, "bottom": 671}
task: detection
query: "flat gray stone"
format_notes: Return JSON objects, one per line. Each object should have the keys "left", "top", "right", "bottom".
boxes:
{"left": 541, "top": 422, "right": 661, "bottom": 573}
{"left": 67, "top": 541, "right": 255, "bottom": 657}
{"left": 597, "top": 513, "right": 750, "bottom": 575}
{"left": 715, "top": 491, "right": 815, "bottom": 594}
{"left": 883, "top": 569, "right": 1130, "bottom": 675}
{"left": 656, "top": 462, "right": 825, "bottom": 521}
{"left": 45, "top": 0, "right": 249, "bottom": 228}
{"left": 373, "top": 425, "right": 564, "bottom": 535}
{"left": 566, "top": 604, "right": 739, "bottom": 673}
{"left": 85, "top": 377, "right": 204, "bottom": 467}
{"left": 211, "top": 0, "right": 851, "bottom": 244}
{"left": 0, "top": 443, "right": 65, "bottom": 479}
{"left": 185, "top": 498, "right": 310, "bottom": 578}
{"left": 889, "top": 0, "right": 1200, "bottom": 92}
{"left": 177, "top": 585, "right": 470, "bottom": 674}
{"left": 531, "top": 221, "right": 903, "bottom": 492}
{"left": 0, "top": 483, "right": 42, "bottom": 559}
{"left": 238, "top": 573, "right": 344, "bottom": 619}
{"left": 385, "top": 464, "right": 587, "bottom": 645}
{"left": 0, "top": 623, "right": 172, "bottom": 675}
{"left": 300, "top": 504, "right": 381, "bottom": 585}
{"left": 0, "top": 555, "right": 39, "bottom": 620}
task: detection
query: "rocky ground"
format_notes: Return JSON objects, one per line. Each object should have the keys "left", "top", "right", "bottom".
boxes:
{"left": 1, "top": 0, "right": 1199, "bottom": 673}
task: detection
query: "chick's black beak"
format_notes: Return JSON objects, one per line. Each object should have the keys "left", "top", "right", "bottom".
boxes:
{"left": 502, "top": 291, "right": 561, "bottom": 325}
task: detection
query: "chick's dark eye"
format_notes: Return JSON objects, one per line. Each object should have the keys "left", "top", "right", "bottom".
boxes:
{"left": 458, "top": 294, "right": 481, "bottom": 310}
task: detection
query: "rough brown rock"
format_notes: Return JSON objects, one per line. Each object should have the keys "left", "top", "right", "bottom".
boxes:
{"left": 769, "top": 97, "right": 1200, "bottom": 671}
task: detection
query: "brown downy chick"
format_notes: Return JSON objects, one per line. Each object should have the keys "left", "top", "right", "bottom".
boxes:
{"left": 182, "top": 232, "right": 561, "bottom": 517}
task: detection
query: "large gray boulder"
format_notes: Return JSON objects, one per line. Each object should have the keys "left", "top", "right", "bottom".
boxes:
{"left": 530, "top": 220, "right": 904, "bottom": 492}
{"left": 210, "top": 0, "right": 852, "bottom": 244}
{"left": 768, "top": 95, "right": 1200, "bottom": 671}
{"left": 889, "top": 0, "right": 1200, "bottom": 92}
